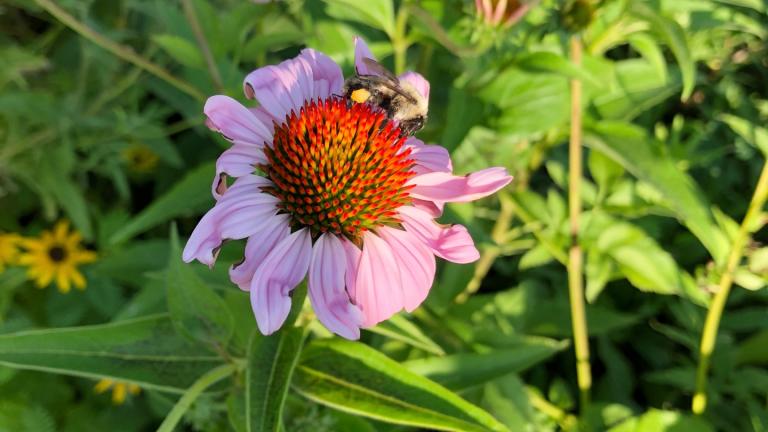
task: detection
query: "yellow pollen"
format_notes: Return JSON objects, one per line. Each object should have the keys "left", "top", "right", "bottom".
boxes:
{"left": 350, "top": 88, "right": 371, "bottom": 104}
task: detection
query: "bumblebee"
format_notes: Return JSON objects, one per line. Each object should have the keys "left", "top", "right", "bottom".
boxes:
{"left": 343, "top": 57, "right": 428, "bottom": 136}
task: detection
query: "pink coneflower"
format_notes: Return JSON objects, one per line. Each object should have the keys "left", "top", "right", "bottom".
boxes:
{"left": 475, "top": 0, "right": 533, "bottom": 28}
{"left": 183, "top": 37, "right": 512, "bottom": 339}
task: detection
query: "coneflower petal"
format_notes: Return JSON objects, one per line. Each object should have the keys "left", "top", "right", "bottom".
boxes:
{"left": 250, "top": 228, "right": 312, "bottom": 334}
{"left": 308, "top": 233, "right": 363, "bottom": 340}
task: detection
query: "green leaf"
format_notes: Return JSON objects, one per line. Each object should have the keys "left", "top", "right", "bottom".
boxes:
{"left": 0, "top": 315, "right": 221, "bottom": 393}
{"left": 366, "top": 314, "right": 445, "bottom": 355}
{"left": 246, "top": 328, "right": 304, "bottom": 432}
{"left": 596, "top": 220, "right": 684, "bottom": 295}
{"left": 585, "top": 121, "right": 729, "bottom": 264}
{"left": 152, "top": 34, "right": 205, "bottom": 68}
{"left": 627, "top": 33, "right": 668, "bottom": 82}
{"left": 589, "top": 148, "right": 625, "bottom": 194}
{"left": 478, "top": 68, "right": 569, "bottom": 135}
{"left": 167, "top": 225, "right": 234, "bottom": 349}
{"left": 482, "top": 375, "right": 535, "bottom": 431}
{"left": 322, "top": 0, "right": 395, "bottom": 37}
{"left": 608, "top": 408, "right": 713, "bottom": 432}
{"left": 109, "top": 162, "right": 215, "bottom": 245}
{"left": 0, "top": 402, "right": 55, "bottom": 432}
{"left": 592, "top": 59, "right": 680, "bottom": 121}
{"left": 630, "top": 3, "right": 695, "bottom": 100}
{"left": 737, "top": 330, "right": 768, "bottom": 365}
{"left": 90, "top": 239, "right": 169, "bottom": 285}
{"left": 720, "top": 113, "right": 768, "bottom": 157}
{"left": 404, "top": 338, "right": 567, "bottom": 391}
{"left": 37, "top": 153, "right": 93, "bottom": 240}
{"left": 585, "top": 250, "right": 612, "bottom": 303}
{"left": 515, "top": 51, "right": 602, "bottom": 87}
{"left": 293, "top": 339, "right": 509, "bottom": 432}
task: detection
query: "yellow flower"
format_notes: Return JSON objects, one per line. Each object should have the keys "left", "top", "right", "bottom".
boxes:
{"left": 94, "top": 378, "right": 141, "bottom": 405}
{"left": 122, "top": 144, "right": 160, "bottom": 173}
{"left": 0, "top": 232, "right": 21, "bottom": 273}
{"left": 18, "top": 221, "right": 97, "bottom": 293}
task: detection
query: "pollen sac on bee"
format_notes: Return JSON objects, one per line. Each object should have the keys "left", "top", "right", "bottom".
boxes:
{"left": 350, "top": 88, "right": 371, "bottom": 104}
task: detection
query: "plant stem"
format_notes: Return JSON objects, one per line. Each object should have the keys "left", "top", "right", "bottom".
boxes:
{"left": 181, "top": 0, "right": 225, "bottom": 93}
{"left": 33, "top": 0, "right": 206, "bottom": 102}
{"left": 692, "top": 160, "right": 768, "bottom": 414}
{"left": 455, "top": 192, "right": 514, "bottom": 303}
{"left": 527, "top": 387, "right": 579, "bottom": 431}
{"left": 156, "top": 363, "right": 236, "bottom": 432}
{"left": 567, "top": 35, "right": 592, "bottom": 421}
{"left": 392, "top": 6, "right": 411, "bottom": 75}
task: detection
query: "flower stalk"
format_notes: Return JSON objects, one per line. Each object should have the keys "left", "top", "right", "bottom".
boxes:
{"left": 181, "top": 0, "right": 225, "bottom": 93}
{"left": 34, "top": 0, "right": 206, "bottom": 101}
{"left": 693, "top": 159, "right": 768, "bottom": 414}
{"left": 567, "top": 35, "right": 592, "bottom": 419}
{"left": 156, "top": 363, "right": 236, "bottom": 432}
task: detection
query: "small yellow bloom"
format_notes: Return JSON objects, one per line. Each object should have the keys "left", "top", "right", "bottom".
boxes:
{"left": 94, "top": 378, "right": 141, "bottom": 405}
{"left": 0, "top": 232, "right": 21, "bottom": 273}
{"left": 18, "top": 221, "right": 97, "bottom": 293}
{"left": 122, "top": 144, "right": 160, "bottom": 173}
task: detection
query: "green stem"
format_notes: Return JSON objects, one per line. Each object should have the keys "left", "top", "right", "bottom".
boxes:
{"left": 392, "top": 6, "right": 411, "bottom": 75}
{"left": 527, "top": 388, "right": 579, "bottom": 431}
{"left": 455, "top": 192, "right": 514, "bottom": 303}
{"left": 33, "top": 0, "right": 206, "bottom": 101}
{"left": 567, "top": 35, "right": 592, "bottom": 423}
{"left": 181, "top": 0, "right": 225, "bottom": 93}
{"left": 156, "top": 363, "right": 236, "bottom": 432}
{"left": 693, "top": 160, "right": 768, "bottom": 414}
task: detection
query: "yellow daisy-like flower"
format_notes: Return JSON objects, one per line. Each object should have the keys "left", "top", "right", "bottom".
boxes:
{"left": 94, "top": 378, "right": 141, "bottom": 405}
{"left": 18, "top": 221, "right": 97, "bottom": 293}
{"left": 0, "top": 232, "right": 21, "bottom": 273}
{"left": 122, "top": 143, "right": 160, "bottom": 173}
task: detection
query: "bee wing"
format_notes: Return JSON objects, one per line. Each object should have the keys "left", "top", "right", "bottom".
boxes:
{"left": 361, "top": 76, "right": 419, "bottom": 104}
{"left": 359, "top": 57, "right": 399, "bottom": 82}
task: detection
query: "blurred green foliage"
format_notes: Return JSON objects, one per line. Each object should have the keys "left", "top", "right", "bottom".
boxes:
{"left": 1, "top": 0, "right": 768, "bottom": 431}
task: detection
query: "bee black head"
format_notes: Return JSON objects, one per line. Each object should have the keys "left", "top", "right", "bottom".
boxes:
{"left": 399, "top": 116, "right": 426, "bottom": 136}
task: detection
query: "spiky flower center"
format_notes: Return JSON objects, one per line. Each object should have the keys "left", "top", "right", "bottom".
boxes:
{"left": 48, "top": 245, "right": 67, "bottom": 262}
{"left": 262, "top": 97, "right": 415, "bottom": 241}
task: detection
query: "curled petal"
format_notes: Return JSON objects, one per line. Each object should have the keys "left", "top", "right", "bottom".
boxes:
{"left": 229, "top": 214, "right": 291, "bottom": 291}
{"left": 353, "top": 36, "right": 377, "bottom": 75}
{"left": 404, "top": 137, "right": 451, "bottom": 175}
{"left": 407, "top": 167, "right": 512, "bottom": 203}
{"left": 308, "top": 234, "right": 364, "bottom": 339}
{"left": 398, "top": 71, "right": 430, "bottom": 101}
{"left": 211, "top": 145, "right": 266, "bottom": 199}
{"left": 250, "top": 229, "right": 312, "bottom": 335}
{"left": 398, "top": 206, "right": 480, "bottom": 264}
{"left": 411, "top": 198, "right": 444, "bottom": 218}
{"left": 356, "top": 231, "right": 404, "bottom": 327}
{"left": 204, "top": 95, "right": 272, "bottom": 144}
{"left": 379, "top": 227, "right": 436, "bottom": 312}
{"left": 183, "top": 176, "right": 277, "bottom": 266}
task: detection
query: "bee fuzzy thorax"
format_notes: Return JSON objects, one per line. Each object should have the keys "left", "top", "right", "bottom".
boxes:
{"left": 342, "top": 57, "right": 429, "bottom": 136}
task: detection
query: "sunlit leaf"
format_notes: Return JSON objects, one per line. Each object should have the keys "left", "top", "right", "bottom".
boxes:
{"left": 0, "top": 315, "right": 221, "bottom": 393}
{"left": 404, "top": 338, "right": 567, "bottom": 390}
{"left": 246, "top": 328, "right": 304, "bottom": 432}
{"left": 293, "top": 339, "right": 509, "bottom": 432}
